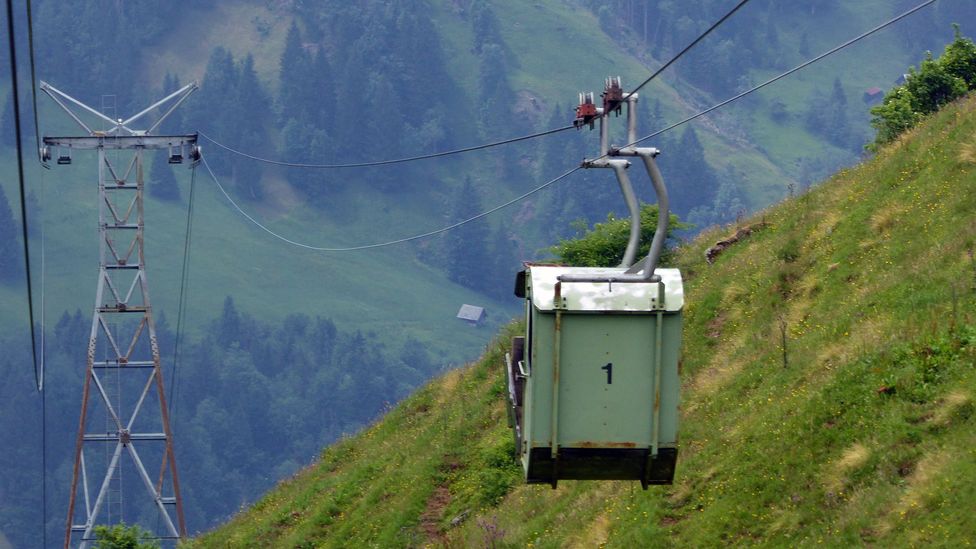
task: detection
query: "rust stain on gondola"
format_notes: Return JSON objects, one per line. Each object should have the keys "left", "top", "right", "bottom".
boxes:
{"left": 573, "top": 441, "right": 638, "bottom": 449}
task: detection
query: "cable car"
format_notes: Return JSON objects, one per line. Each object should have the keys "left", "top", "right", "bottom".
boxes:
{"left": 506, "top": 80, "right": 682, "bottom": 488}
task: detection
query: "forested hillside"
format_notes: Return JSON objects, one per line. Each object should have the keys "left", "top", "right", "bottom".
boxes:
{"left": 2, "top": 0, "right": 976, "bottom": 545}
{"left": 193, "top": 90, "right": 976, "bottom": 547}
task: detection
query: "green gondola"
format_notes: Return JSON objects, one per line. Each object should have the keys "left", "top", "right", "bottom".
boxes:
{"left": 506, "top": 79, "right": 683, "bottom": 488}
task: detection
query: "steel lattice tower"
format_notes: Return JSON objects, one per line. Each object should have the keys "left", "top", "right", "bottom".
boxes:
{"left": 40, "top": 81, "right": 199, "bottom": 548}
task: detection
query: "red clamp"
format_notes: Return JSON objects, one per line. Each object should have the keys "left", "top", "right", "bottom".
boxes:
{"left": 574, "top": 92, "right": 598, "bottom": 129}
{"left": 603, "top": 76, "right": 623, "bottom": 117}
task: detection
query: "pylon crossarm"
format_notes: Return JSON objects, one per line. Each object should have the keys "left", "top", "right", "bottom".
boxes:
{"left": 143, "top": 83, "right": 198, "bottom": 134}
{"left": 43, "top": 134, "right": 198, "bottom": 150}
{"left": 40, "top": 82, "right": 95, "bottom": 134}
{"left": 124, "top": 82, "right": 197, "bottom": 130}
{"left": 40, "top": 81, "right": 121, "bottom": 133}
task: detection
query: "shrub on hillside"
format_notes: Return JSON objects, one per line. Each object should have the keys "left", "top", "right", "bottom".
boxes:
{"left": 904, "top": 55, "right": 968, "bottom": 114}
{"left": 870, "top": 87, "right": 921, "bottom": 146}
{"left": 549, "top": 204, "right": 686, "bottom": 267}
{"left": 870, "top": 26, "right": 976, "bottom": 149}
{"left": 92, "top": 524, "right": 159, "bottom": 548}
{"left": 941, "top": 25, "right": 976, "bottom": 87}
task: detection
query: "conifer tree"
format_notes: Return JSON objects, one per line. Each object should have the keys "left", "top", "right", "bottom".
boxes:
{"left": 186, "top": 48, "right": 239, "bottom": 174}
{"left": 539, "top": 104, "right": 587, "bottom": 239}
{"left": 663, "top": 127, "right": 717, "bottom": 217}
{"left": 364, "top": 72, "right": 402, "bottom": 170}
{"left": 309, "top": 51, "right": 336, "bottom": 131}
{"left": 445, "top": 177, "right": 488, "bottom": 289}
{"left": 234, "top": 55, "right": 267, "bottom": 198}
{"left": 487, "top": 222, "right": 517, "bottom": 299}
{"left": 312, "top": 316, "right": 338, "bottom": 367}
{"left": 278, "top": 21, "right": 311, "bottom": 125}
{"left": 217, "top": 295, "right": 241, "bottom": 348}
{"left": 470, "top": 0, "right": 503, "bottom": 54}
{"left": 827, "top": 77, "right": 852, "bottom": 148}
{"left": 477, "top": 43, "right": 512, "bottom": 140}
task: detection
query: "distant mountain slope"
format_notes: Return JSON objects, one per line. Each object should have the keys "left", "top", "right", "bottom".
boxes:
{"left": 191, "top": 93, "right": 976, "bottom": 546}
{"left": 4, "top": 0, "right": 968, "bottom": 344}
{"left": 3, "top": 2, "right": 976, "bottom": 543}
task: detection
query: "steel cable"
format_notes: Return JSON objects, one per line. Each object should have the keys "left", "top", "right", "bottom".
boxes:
{"left": 203, "top": 154, "right": 581, "bottom": 252}
{"left": 606, "top": 0, "right": 939, "bottom": 156}
{"left": 623, "top": 0, "right": 753, "bottom": 101}
{"left": 198, "top": 1, "right": 756, "bottom": 170}
{"left": 198, "top": 124, "right": 576, "bottom": 169}
{"left": 5, "top": 0, "right": 40, "bottom": 389}
{"left": 204, "top": 0, "right": 938, "bottom": 253}
{"left": 168, "top": 165, "right": 196, "bottom": 419}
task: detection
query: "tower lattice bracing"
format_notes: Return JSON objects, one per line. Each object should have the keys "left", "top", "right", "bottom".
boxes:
{"left": 41, "top": 82, "right": 199, "bottom": 548}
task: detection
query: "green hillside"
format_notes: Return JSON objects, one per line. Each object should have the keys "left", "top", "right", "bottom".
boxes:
{"left": 191, "top": 93, "right": 976, "bottom": 546}
{"left": 0, "top": 0, "right": 693, "bottom": 359}
{"left": 2, "top": 0, "right": 951, "bottom": 352}
{"left": 5, "top": 2, "right": 976, "bottom": 543}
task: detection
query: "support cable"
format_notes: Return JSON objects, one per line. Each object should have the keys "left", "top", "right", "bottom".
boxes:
{"left": 38, "top": 166, "right": 44, "bottom": 391}
{"left": 40, "top": 163, "right": 46, "bottom": 547}
{"left": 198, "top": 124, "right": 576, "bottom": 169}
{"left": 41, "top": 358, "right": 47, "bottom": 546}
{"left": 203, "top": 154, "right": 581, "bottom": 251}
{"left": 206, "top": 0, "right": 937, "bottom": 253}
{"left": 169, "top": 166, "right": 197, "bottom": 419}
{"left": 606, "top": 0, "right": 938, "bottom": 156}
{"left": 5, "top": 0, "right": 40, "bottom": 389}
{"left": 156, "top": 165, "right": 195, "bottom": 538}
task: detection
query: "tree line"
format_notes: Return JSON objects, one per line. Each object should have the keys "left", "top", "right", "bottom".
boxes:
{"left": 0, "top": 296, "right": 439, "bottom": 544}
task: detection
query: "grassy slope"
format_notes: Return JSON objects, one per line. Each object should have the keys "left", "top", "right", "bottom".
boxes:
{"left": 192, "top": 94, "right": 976, "bottom": 546}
